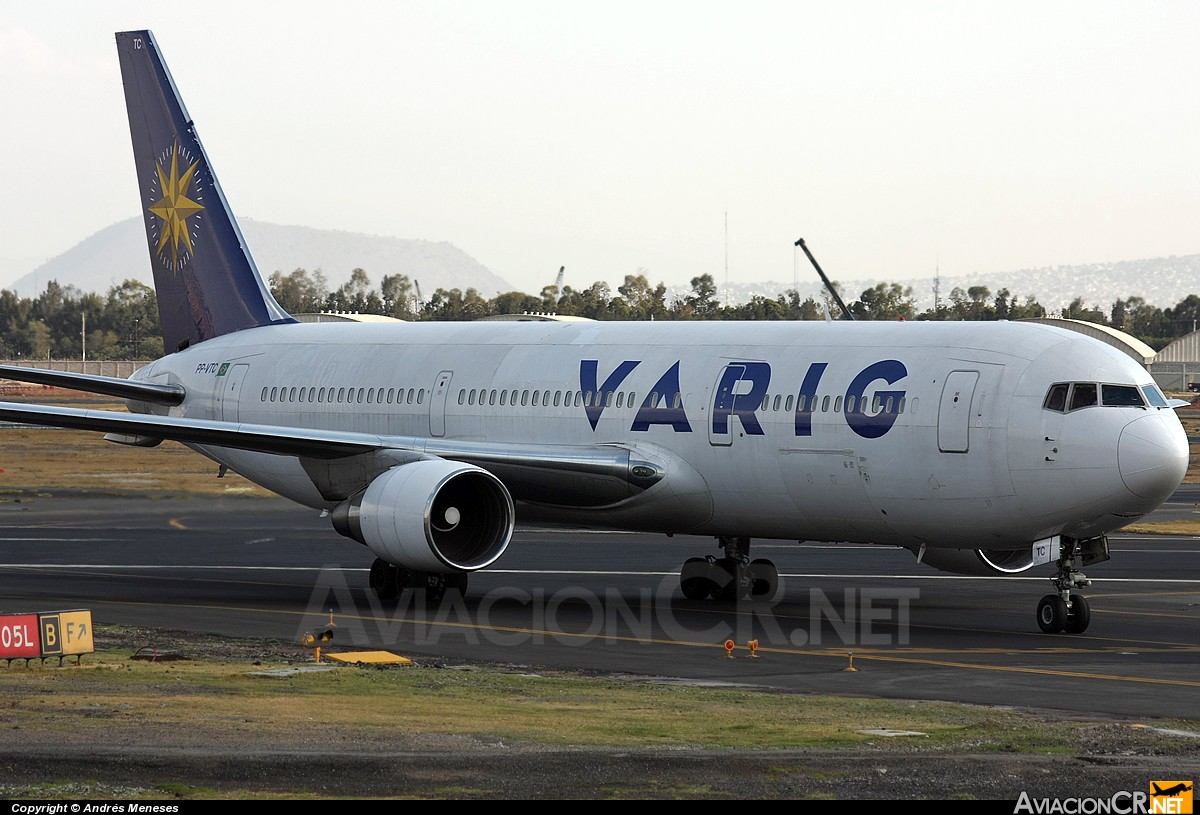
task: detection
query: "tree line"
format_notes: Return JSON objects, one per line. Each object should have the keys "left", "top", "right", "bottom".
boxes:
{"left": 4, "top": 268, "right": 1199, "bottom": 360}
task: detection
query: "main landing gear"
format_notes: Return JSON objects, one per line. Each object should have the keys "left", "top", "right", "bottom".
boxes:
{"left": 369, "top": 557, "right": 468, "bottom": 604}
{"left": 1036, "top": 537, "right": 1105, "bottom": 634}
{"left": 679, "top": 536, "right": 779, "bottom": 601}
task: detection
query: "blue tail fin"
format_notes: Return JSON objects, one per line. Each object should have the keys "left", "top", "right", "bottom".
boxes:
{"left": 116, "top": 30, "right": 295, "bottom": 353}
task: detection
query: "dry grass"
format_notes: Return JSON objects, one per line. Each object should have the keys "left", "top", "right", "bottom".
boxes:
{"left": 0, "top": 393, "right": 273, "bottom": 498}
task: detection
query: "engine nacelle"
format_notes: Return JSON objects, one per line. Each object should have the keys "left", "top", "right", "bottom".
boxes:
{"left": 913, "top": 547, "right": 1037, "bottom": 577}
{"left": 331, "top": 460, "right": 514, "bottom": 572}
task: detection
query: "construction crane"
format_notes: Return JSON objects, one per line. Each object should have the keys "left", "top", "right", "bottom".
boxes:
{"left": 413, "top": 279, "right": 424, "bottom": 313}
{"left": 553, "top": 266, "right": 564, "bottom": 289}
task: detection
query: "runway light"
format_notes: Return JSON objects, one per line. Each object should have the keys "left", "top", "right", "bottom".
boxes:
{"left": 844, "top": 651, "right": 858, "bottom": 672}
{"left": 724, "top": 639, "right": 735, "bottom": 659}
{"left": 747, "top": 639, "right": 759, "bottom": 658}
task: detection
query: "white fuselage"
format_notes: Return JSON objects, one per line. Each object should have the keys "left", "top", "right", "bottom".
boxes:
{"left": 131, "top": 318, "right": 1188, "bottom": 550}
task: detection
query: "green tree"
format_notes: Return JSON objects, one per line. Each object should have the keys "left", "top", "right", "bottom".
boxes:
{"left": 850, "top": 282, "right": 915, "bottom": 321}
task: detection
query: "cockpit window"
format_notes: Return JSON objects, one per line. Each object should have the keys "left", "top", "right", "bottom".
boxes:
{"left": 1045, "top": 381, "right": 1158, "bottom": 412}
{"left": 1101, "top": 384, "right": 1145, "bottom": 407}
{"left": 1069, "top": 383, "right": 1098, "bottom": 410}
{"left": 1043, "top": 383, "right": 1069, "bottom": 412}
{"left": 1141, "top": 384, "right": 1169, "bottom": 408}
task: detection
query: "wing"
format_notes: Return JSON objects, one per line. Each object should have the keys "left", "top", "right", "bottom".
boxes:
{"left": 0, "top": 401, "right": 663, "bottom": 504}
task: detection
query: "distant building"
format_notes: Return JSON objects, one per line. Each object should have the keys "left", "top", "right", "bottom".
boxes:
{"left": 1148, "top": 330, "right": 1200, "bottom": 391}
{"left": 294, "top": 312, "right": 404, "bottom": 324}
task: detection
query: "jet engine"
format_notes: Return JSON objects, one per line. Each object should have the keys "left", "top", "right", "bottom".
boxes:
{"left": 912, "top": 547, "right": 1037, "bottom": 576}
{"left": 331, "top": 459, "right": 515, "bottom": 573}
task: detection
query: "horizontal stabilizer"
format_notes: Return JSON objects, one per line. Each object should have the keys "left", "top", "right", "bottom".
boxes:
{"left": 0, "top": 365, "right": 184, "bottom": 406}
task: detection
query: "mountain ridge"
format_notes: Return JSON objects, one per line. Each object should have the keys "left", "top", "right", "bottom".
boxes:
{"left": 6, "top": 219, "right": 1197, "bottom": 316}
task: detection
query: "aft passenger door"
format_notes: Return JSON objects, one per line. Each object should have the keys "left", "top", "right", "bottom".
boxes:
{"left": 218, "top": 364, "right": 249, "bottom": 423}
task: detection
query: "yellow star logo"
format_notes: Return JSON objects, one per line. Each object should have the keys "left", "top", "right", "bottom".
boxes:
{"left": 147, "top": 142, "right": 205, "bottom": 270}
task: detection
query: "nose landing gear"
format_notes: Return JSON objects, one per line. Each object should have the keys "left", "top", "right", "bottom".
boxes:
{"left": 1035, "top": 536, "right": 1107, "bottom": 634}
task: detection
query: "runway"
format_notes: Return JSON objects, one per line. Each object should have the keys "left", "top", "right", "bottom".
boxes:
{"left": 1, "top": 490, "right": 1198, "bottom": 721}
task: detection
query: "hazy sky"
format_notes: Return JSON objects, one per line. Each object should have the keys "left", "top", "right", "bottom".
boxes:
{"left": 2, "top": 2, "right": 1198, "bottom": 297}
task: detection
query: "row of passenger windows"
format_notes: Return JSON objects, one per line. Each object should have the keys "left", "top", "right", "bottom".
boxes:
{"left": 260, "top": 386, "right": 426, "bottom": 406}
{"left": 1042, "top": 382, "right": 1164, "bottom": 412}
{"left": 256, "top": 382, "right": 913, "bottom": 416}
{"left": 454, "top": 387, "right": 911, "bottom": 415}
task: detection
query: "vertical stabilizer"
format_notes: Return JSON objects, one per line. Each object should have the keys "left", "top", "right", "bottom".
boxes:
{"left": 116, "top": 31, "right": 295, "bottom": 352}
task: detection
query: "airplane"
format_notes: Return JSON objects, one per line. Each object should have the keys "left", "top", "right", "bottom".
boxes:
{"left": 1152, "top": 783, "right": 1193, "bottom": 797}
{"left": 0, "top": 30, "right": 1189, "bottom": 636}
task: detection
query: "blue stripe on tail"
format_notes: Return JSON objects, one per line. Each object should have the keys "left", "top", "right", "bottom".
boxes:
{"left": 116, "top": 30, "right": 295, "bottom": 353}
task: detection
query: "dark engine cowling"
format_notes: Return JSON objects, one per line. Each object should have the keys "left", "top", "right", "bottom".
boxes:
{"left": 913, "top": 547, "right": 1037, "bottom": 576}
{"left": 331, "top": 460, "right": 515, "bottom": 572}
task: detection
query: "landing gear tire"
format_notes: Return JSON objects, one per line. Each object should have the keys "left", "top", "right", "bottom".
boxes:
{"left": 369, "top": 558, "right": 467, "bottom": 604}
{"left": 680, "top": 557, "right": 712, "bottom": 600}
{"left": 1036, "top": 594, "right": 1067, "bottom": 633}
{"left": 369, "top": 558, "right": 400, "bottom": 602}
{"left": 1064, "top": 594, "right": 1091, "bottom": 634}
{"left": 748, "top": 558, "right": 778, "bottom": 600}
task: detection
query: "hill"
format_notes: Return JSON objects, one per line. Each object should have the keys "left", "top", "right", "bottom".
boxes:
{"left": 4, "top": 218, "right": 514, "bottom": 300}
{"left": 711, "top": 254, "right": 1200, "bottom": 316}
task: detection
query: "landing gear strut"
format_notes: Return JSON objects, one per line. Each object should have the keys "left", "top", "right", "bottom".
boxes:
{"left": 679, "top": 537, "right": 778, "bottom": 602}
{"left": 1036, "top": 536, "right": 1106, "bottom": 634}
{"left": 369, "top": 557, "right": 468, "bottom": 604}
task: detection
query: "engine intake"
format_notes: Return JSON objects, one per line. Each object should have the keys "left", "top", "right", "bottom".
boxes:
{"left": 913, "top": 547, "right": 1037, "bottom": 576}
{"left": 332, "top": 460, "right": 514, "bottom": 572}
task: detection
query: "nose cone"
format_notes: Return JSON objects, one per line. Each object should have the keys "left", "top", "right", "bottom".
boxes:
{"left": 1118, "top": 412, "right": 1189, "bottom": 502}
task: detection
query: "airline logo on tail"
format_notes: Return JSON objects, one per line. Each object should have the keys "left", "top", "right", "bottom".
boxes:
{"left": 147, "top": 140, "right": 207, "bottom": 274}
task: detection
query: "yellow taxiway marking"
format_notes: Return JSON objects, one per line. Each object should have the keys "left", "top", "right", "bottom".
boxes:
{"left": 168, "top": 518, "right": 187, "bottom": 529}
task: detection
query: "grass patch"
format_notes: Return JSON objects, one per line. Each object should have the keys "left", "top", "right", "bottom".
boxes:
{"left": 1, "top": 634, "right": 1197, "bottom": 757}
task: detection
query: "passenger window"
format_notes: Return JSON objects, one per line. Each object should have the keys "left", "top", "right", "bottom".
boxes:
{"left": 458, "top": 390, "right": 466, "bottom": 406}
{"left": 1070, "top": 383, "right": 1098, "bottom": 410}
{"left": 898, "top": 397, "right": 906, "bottom": 414}
{"left": 833, "top": 396, "right": 842, "bottom": 413}
{"left": 846, "top": 395, "right": 856, "bottom": 413}
{"left": 387, "top": 388, "right": 394, "bottom": 404}
{"left": 872, "top": 395, "right": 882, "bottom": 412}
{"left": 785, "top": 395, "right": 794, "bottom": 412}
{"left": 821, "top": 395, "right": 830, "bottom": 412}
{"left": 772, "top": 394, "right": 781, "bottom": 411}
{"left": 490, "top": 390, "right": 497, "bottom": 406}
{"left": 417, "top": 389, "right": 424, "bottom": 405}
{"left": 1102, "top": 384, "right": 1145, "bottom": 407}
{"left": 366, "top": 389, "right": 373, "bottom": 404}
{"left": 629, "top": 391, "right": 636, "bottom": 407}
{"left": 260, "top": 387, "right": 267, "bottom": 402}
{"left": 1043, "top": 383, "right": 1068, "bottom": 412}
{"left": 796, "top": 395, "right": 807, "bottom": 412}
{"left": 616, "top": 392, "right": 624, "bottom": 408}
{"left": 885, "top": 396, "right": 894, "bottom": 413}
{"left": 500, "top": 390, "right": 508, "bottom": 406}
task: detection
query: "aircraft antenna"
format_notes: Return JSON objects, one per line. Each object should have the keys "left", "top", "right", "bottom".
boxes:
{"left": 794, "top": 238, "right": 853, "bottom": 321}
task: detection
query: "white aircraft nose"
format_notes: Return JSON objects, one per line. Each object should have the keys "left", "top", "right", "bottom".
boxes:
{"left": 1117, "top": 412, "right": 1189, "bottom": 501}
